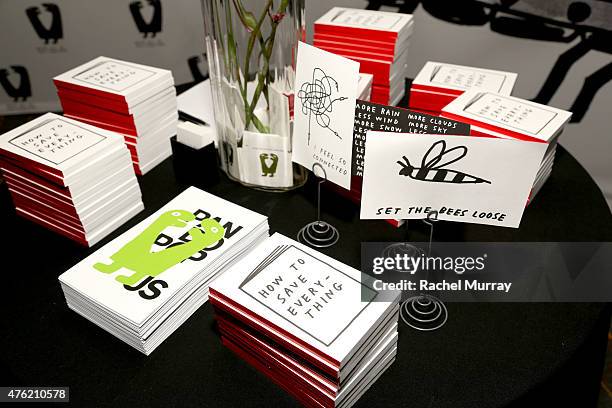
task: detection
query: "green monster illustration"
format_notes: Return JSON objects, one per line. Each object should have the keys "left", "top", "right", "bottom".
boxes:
{"left": 259, "top": 153, "right": 279, "bottom": 177}
{"left": 93, "top": 210, "right": 225, "bottom": 286}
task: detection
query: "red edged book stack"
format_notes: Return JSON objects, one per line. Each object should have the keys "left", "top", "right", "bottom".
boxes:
{"left": 53, "top": 57, "right": 178, "bottom": 175}
{"left": 0, "top": 113, "right": 143, "bottom": 246}
{"left": 210, "top": 233, "right": 400, "bottom": 408}
{"left": 409, "top": 61, "right": 517, "bottom": 115}
{"left": 313, "top": 7, "right": 414, "bottom": 105}
{"left": 441, "top": 90, "right": 572, "bottom": 203}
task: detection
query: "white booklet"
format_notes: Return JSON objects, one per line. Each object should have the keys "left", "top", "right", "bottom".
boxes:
{"left": 413, "top": 62, "right": 517, "bottom": 94}
{"left": 0, "top": 113, "right": 125, "bottom": 183}
{"left": 315, "top": 7, "right": 414, "bottom": 35}
{"left": 442, "top": 91, "right": 572, "bottom": 142}
{"left": 59, "top": 186, "right": 267, "bottom": 326}
{"left": 210, "top": 233, "right": 399, "bottom": 366}
{"left": 54, "top": 56, "right": 173, "bottom": 103}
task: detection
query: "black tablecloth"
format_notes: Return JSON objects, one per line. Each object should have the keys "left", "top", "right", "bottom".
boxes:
{"left": 1, "top": 142, "right": 610, "bottom": 407}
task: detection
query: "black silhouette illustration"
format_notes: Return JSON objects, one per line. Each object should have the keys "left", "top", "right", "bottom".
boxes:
{"left": 188, "top": 54, "right": 207, "bottom": 83}
{"left": 259, "top": 153, "right": 279, "bottom": 177}
{"left": 397, "top": 140, "right": 491, "bottom": 184}
{"left": 365, "top": 0, "right": 612, "bottom": 123}
{"left": 297, "top": 67, "right": 347, "bottom": 144}
{"left": 129, "top": 0, "right": 162, "bottom": 38}
{"left": 25, "top": 3, "right": 62, "bottom": 44}
{"left": 0, "top": 66, "right": 32, "bottom": 102}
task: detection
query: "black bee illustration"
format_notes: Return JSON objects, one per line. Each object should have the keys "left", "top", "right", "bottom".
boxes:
{"left": 397, "top": 140, "right": 491, "bottom": 184}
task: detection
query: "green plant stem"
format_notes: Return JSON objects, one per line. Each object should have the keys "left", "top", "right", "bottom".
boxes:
{"left": 242, "top": 0, "right": 273, "bottom": 131}
{"left": 245, "top": 0, "right": 289, "bottom": 132}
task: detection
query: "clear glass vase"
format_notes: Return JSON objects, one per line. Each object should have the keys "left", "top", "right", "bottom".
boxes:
{"left": 202, "top": 0, "right": 307, "bottom": 191}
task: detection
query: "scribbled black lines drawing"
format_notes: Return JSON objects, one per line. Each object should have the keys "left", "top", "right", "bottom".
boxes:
{"left": 297, "top": 67, "right": 347, "bottom": 145}
{"left": 397, "top": 140, "right": 491, "bottom": 185}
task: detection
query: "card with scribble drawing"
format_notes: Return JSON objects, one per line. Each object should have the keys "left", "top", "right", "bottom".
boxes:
{"left": 292, "top": 42, "right": 359, "bottom": 190}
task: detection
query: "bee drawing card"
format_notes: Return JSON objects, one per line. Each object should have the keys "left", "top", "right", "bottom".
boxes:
{"left": 292, "top": 42, "right": 360, "bottom": 190}
{"left": 360, "top": 133, "right": 548, "bottom": 227}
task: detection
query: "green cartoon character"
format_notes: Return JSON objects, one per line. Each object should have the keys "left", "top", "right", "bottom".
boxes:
{"left": 93, "top": 210, "right": 225, "bottom": 286}
{"left": 259, "top": 153, "right": 279, "bottom": 177}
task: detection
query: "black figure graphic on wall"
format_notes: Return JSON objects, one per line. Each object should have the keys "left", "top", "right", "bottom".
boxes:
{"left": 0, "top": 66, "right": 32, "bottom": 102}
{"left": 297, "top": 68, "right": 347, "bottom": 144}
{"left": 25, "top": 3, "right": 63, "bottom": 44}
{"left": 130, "top": 0, "right": 162, "bottom": 38}
{"left": 365, "top": 0, "right": 612, "bottom": 123}
{"left": 397, "top": 140, "right": 491, "bottom": 184}
{"left": 187, "top": 55, "right": 207, "bottom": 83}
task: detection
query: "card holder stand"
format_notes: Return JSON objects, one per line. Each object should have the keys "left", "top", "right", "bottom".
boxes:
{"left": 297, "top": 163, "right": 340, "bottom": 248}
{"left": 385, "top": 210, "right": 448, "bottom": 331}
{"left": 170, "top": 136, "right": 219, "bottom": 189}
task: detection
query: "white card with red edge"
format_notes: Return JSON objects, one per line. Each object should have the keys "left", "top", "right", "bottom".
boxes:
{"left": 0, "top": 113, "right": 125, "bottom": 181}
{"left": 442, "top": 91, "right": 572, "bottom": 142}
{"left": 413, "top": 62, "right": 517, "bottom": 95}
{"left": 209, "top": 232, "right": 399, "bottom": 366}
{"left": 54, "top": 56, "right": 173, "bottom": 104}
{"left": 315, "top": 7, "right": 414, "bottom": 36}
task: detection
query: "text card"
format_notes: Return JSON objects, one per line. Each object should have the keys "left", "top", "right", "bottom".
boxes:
{"left": 360, "top": 133, "right": 548, "bottom": 227}
{"left": 353, "top": 100, "right": 470, "bottom": 177}
{"left": 292, "top": 42, "right": 359, "bottom": 189}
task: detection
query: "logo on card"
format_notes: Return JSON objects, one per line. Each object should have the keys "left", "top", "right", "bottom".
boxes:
{"left": 94, "top": 211, "right": 224, "bottom": 297}
{"left": 0, "top": 66, "right": 31, "bottom": 102}
{"left": 259, "top": 153, "right": 279, "bottom": 177}
{"left": 297, "top": 67, "right": 348, "bottom": 145}
{"left": 25, "top": 3, "right": 63, "bottom": 44}
{"left": 129, "top": 0, "right": 162, "bottom": 38}
{"left": 397, "top": 140, "right": 491, "bottom": 185}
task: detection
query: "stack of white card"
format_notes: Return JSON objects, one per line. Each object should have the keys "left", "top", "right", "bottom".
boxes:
{"left": 442, "top": 91, "right": 572, "bottom": 203}
{"left": 53, "top": 56, "right": 178, "bottom": 175}
{"left": 0, "top": 113, "right": 143, "bottom": 247}
{"left": 210, "top": 233, "right": 400, "bottom": 408}
{"left": 409, "top": 62, "right": 517, "bottom": 115}
{"left": 314, "top": 7, "right": 414, "bottom": 105}
{"left": 58, "top": 186, "right": 268, "bottom": 355}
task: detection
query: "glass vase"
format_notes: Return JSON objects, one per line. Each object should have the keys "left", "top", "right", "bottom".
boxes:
{"left": 201, "top": 0, "right": 307, "bottom": 191}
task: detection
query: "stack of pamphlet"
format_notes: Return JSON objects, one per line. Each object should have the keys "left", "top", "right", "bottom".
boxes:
{"left": 314, "top": 7, "right": 414, "bottom": 105}
{"left": 0, "top": 113, "right": 142, "bottom": 246}
{"left": 210, "top": 233, "right": 400, "bottom": 408}
{"left": 59, "top": 187, "right": 269, "bottom": 354}
{"left": 409, "top": 61, "right": 517, "bottom": 114}
{"left": 54, "top": 56, "right": 177, "bottom": 175}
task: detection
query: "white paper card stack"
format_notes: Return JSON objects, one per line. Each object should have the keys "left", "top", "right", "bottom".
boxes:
{"left": 409, "top": 61, "right": 517, "bottom": 114}
{"left": 0, "top": 113, "right": 143, "bottom": 246}
{"left": 59, "top": 186, "right": 269, "bottom": 355}
{"left": 54, "top": 57, "right": 178, "bottom": 175}
{"left": 210, "top": 233, "right": 400, "bottom": 408}
{"left": 314, "top": 7, "right": 414, "bottom": 105}
{"left": 442, "top": 91, "right": 572, "bottom": 203}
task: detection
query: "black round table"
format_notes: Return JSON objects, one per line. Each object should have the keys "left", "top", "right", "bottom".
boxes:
{"left": 0, "top": 139, "right": 610, "bottom": 407}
